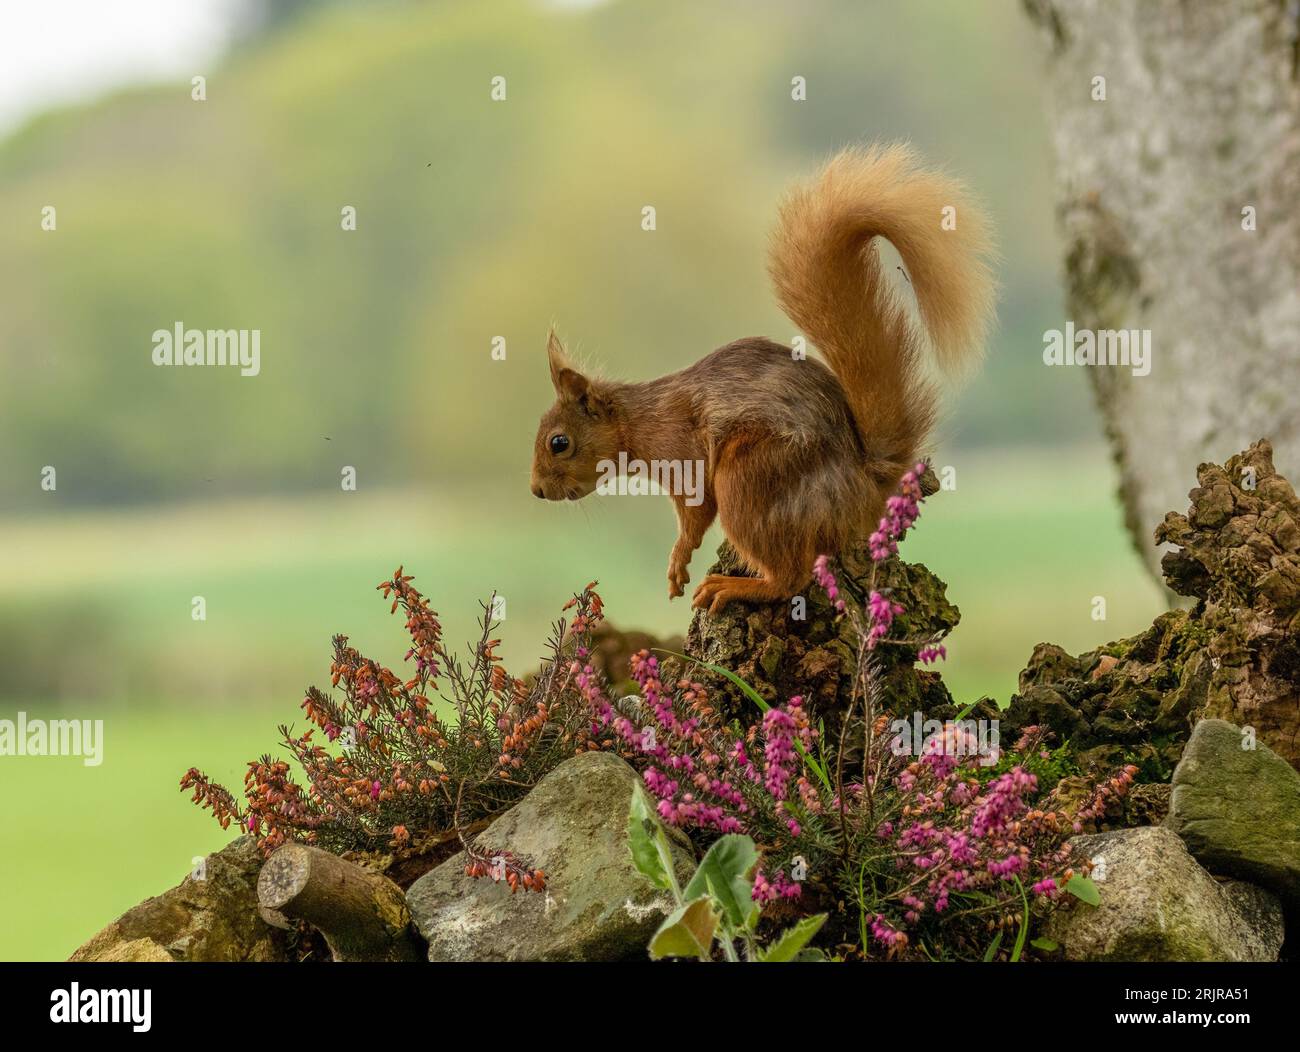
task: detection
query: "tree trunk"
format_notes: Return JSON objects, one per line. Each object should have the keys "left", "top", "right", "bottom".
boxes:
{"left": 1024, "top": 0, "right": 1300, "bottom": 578}
{"left": 257, "top": 844, "right": 424, "bottom": 962}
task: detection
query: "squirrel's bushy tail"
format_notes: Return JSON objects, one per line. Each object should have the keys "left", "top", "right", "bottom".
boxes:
{"left": 768, "top": 143, "right": 995, "bottom": 486}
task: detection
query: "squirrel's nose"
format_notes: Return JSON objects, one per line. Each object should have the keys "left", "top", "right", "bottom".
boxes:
{"left": 532, "top": 485, "right": 544, "bottom": 499}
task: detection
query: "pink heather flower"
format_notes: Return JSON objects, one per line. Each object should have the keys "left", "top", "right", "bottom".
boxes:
{"left": 590, "top": 652, "right": 773, "bottom": 837}
{"left": 987, "top": 854, "right": 1026, "bottom": 878}
{"left": 812, "top": 554, "right": 846, "bottom": 613}
{"left": 575, "top": 663, "right": 614, "bottom": 727}
{"left": 869, "top": 462, "right": 927, "bottom": 562}
{"left": 1031, "top": 877, "right": 1059, "bottom": 898}
{"left": 971, "top": 767, "right": 1037, "bottom": 840}
{"left": 917, "top": 644, "right": 946, "bottom": 664}
{"left": 869, "top": 914, "right": 907, "bottom": 951}
{"left": 762, "top": 706, "right": 798, "bottom": 801}
{"left": 868, "top": 527, "right": 897, "bottom": 562}
{"left": 867, "top": 590, "right": 904, "bottom": 648}
{"left": 370, "top": 780, "right": 382, "bottom": 800}
{"left": 918, "top": 722, "right": 980, "bottom": 780}
{"left": 796, "top": 776, "right": 822, "bottom": 813}
{"left": 753, "top": 869, "right": 802, "bottom": 902}
{"left": 776, "top": 874, "right": 802, "bottom": 899}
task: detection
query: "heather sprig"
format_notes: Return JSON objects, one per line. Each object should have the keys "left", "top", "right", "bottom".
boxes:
{"left": 182, "top": 572, "right": 617, "bottom": 891}
{"left": 830, "top": 461, "right": 944, "bottom": 654}
{"left": 577, "top": 650, "right": 822, "bottom": 855}
{"left": 602, "top": 467, "right": 1134, "bottom": 959}
{"left": 592, "top": 659, "right": 1132, "bottom": 958}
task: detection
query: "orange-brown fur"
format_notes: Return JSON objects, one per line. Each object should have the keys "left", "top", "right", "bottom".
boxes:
{"left": 530, "top": 144, "right": 995, "bottom": 613}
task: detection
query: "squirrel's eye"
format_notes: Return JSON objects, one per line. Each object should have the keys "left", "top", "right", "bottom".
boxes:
{"left": 549, "top": 434, "right": 571, "bottom": 455}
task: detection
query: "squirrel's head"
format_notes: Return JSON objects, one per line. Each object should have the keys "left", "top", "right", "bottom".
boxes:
{"left": 530, "top": 330, "right": 621, "bottom": 501}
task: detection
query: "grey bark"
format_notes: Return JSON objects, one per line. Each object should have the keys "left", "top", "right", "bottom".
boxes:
{"left": 1024, "top": 0, "right": 1300, "bottom": 578}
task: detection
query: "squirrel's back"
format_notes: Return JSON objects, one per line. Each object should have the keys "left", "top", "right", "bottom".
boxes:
{"left": 767, "top": 144, "right": 996, "bottom": 488}
{"left": 683, "top": 338, "right": 864, "bottom": 456}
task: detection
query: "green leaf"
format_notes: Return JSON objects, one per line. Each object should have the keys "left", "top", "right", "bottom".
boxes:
{"left": 627, "top": 783, "right": 669, "bottom": 890}
{"left": 792, "top": 947, "right": 828, "bottom": 961}
{"left": 757, "top": 914, "right": 827, "bottom": 962}
{"left": 704, "top": 662, "right": 772, "bottom": 713}
{"left": 648, "top": 897, "right": 720, "bottom": 960}
{"left": 1010, "top": 877, "right": 1029, "bottom": 963}
{"left": 1065, "top": 874, "right": 1101, "bottom": 907}
{"left": 654, "top": 649, "right": 771, "bottom": 712}
{"left": 1030, "top": 937, "right": 1059, "bottom": 952}
{"left": 981, "top": 930, "right": 1003, "bottom": 962}
{"left": 683, "top": 834, "right": 758, "bottom": 930}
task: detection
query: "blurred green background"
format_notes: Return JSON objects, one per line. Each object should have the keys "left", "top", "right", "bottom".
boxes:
{"left": 0, "top": 0, "right": 1166, "bottom": 960}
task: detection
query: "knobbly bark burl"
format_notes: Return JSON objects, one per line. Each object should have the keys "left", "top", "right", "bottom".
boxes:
{"left": 684, "top": 540, "right": 984, "bottom": 746}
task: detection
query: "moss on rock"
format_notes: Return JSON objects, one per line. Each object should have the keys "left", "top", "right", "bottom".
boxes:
{"left": 70, "top": 837, "right": 289, "bottom": 962}
{"left": 1004, "top": 440, "right": 1300, "bottom": 773}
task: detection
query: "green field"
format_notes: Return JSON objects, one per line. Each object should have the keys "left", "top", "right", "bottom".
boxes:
{"left": 0, "top": 445, "right": 1167, "bottom": 960}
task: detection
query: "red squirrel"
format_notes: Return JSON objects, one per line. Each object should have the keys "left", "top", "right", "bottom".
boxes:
{"left": 529, "top": 144, "right": 995, "bottom": 613}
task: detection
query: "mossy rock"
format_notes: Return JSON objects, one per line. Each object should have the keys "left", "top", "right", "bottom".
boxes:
{"left": 1166, "top": 719, "right": 1300, "bottom": 920}
{"left": 1046, "top": 826, "right": 1282, "bottom": 961}
{"left": 70, "top": 837, "right": 288, "bottom": 962}
{"left": 406, "top": 752, "right": 694, "bottom": 962}
{"left": 1005, "top": 441, "right": 1300, "bottom": 773}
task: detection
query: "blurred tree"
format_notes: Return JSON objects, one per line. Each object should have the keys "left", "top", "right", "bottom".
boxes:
{"left": 1024, "top": 0, "right": 1300, "bottom": 579}
{"left": 231, "top": 0, "right": 332, "bottom": 40}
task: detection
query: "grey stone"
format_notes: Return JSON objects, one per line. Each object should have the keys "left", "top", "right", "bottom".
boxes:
{"left": 1165, "top": 718, "right": 1300, "bottom": 917}
{"left": 1219, "top": 880, "right": 1285, "bottom": 959}
{"left": 406, "top": 751, "right": 694, "bottom": 961}
{"left": 1046, "top": 826, "right": 1281, "bottom": 961}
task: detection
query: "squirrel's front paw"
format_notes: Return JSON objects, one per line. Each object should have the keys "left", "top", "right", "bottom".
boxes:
{"left": 667, "top": 561, "right": 690, "bottom": 599}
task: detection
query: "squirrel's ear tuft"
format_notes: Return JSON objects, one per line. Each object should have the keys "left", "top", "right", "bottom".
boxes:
{"left": 547, "top": 328, "right": 609, "bottom": 415}
{"left": 555, "top": 365, "right": 593, "bottom": 406}
{"left": 546, "top": 328, "right": 574, "bottom": 392}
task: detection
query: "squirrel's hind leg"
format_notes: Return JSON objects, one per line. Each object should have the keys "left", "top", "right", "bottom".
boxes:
{"left": 690, "top": 432, "right": 832, "bottom": 614}
{"left": 691, "top": 573, "right": 792, "bottom": 613}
